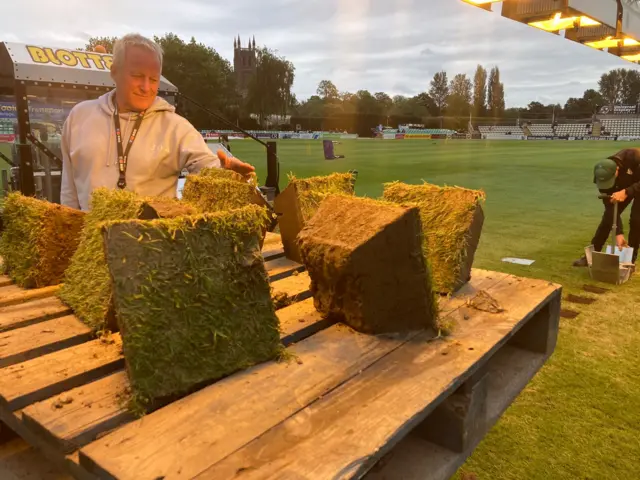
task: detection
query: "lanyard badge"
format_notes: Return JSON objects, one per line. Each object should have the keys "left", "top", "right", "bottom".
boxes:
{"left": 113, "top": 101, "right": 146, "bottom": 190}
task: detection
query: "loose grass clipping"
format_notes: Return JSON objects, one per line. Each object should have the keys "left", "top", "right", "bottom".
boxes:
{"left": 275, "top": 172, "right": 356, "bottom": 263}
{"left": 297, "top": 194, "right": 438, "bottom": 335}
{"left": 101, "top": 205, "right": 279, "bottom": 414}
{"left": 59, "top": 189, "right": 194, "bottom": 332}
{"left": 383, "top": 182, "right": 485, "bottom": 294}
{"left": 0, "top": 192, "right": 85, "bottom": 288}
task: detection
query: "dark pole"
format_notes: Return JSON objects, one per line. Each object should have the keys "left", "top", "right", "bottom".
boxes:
{"left": 265, "top": 141, "right": 279, "bottom": 194}
{"left": 15, "top": 81, "right": 35, "bottom": 196}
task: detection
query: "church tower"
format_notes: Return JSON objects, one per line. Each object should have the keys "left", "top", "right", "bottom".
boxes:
{"left": 234, "top": 35, "right": 257, "bottom": 97}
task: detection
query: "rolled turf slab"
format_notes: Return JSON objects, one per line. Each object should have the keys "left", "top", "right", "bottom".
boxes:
{"left": 297, "top": 194, "right": 438, "bottom": 335}
{"left": 101, "top": 205, "right": 278, "bottom": 414}
{"left": 0, "top": 192, "right": 85, "bottom": 288}
{"left": 382, "top": 182, "right": 485, "bottom": 294}
{"left": 59, "top": 189, "right": 195, "bottom": 333}
{"left": 275, "top": 172, "right": 356, "bottom": 263}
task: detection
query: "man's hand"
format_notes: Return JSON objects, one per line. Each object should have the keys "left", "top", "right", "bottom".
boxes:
{"left": 216, "top": 150, "right": 255, "bottom": 177}
{"left": 617, "top": 234, "right": 629, "bottom": 249}
{"left": 611, "top": 189, "right": 628, "bottom": 203}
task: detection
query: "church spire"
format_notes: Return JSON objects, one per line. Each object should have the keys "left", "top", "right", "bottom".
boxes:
{"left": 253, "top": 36, "right": 256, "bottom": 49}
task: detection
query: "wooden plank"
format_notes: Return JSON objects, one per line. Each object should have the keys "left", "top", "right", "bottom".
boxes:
{"left": 79, "top": 326, "right": 415, "bottom": 480}
{"left": 0, "top": 335, "right": 123, "bottom": 411}
{"left": 21, "top": 298, "right": 328, "bottom": 456}
{"left": 364, "top": 345, "right": 548, "bottom": 480}
{"left": 278, "top": 298, "right": 332, "bottom": 347}
{"left": 22, "top": 372, "right": 133, "bottom": 455}
{"left": 263, "top": 256, "right": 305, "bottom": 282}
{"left": 0, "top": 285, "right": 61, "bottom": 309}
{"left": 0, "top": 297, "right": 71, "bottom": 333}
{"left": 191, "top": 276, "right": 560, "bottom": 479}
{"left": 271, "top": 271, "right": 311, "bottom": 302}
{"left": 0, "top": 315, "right": 92, "bottom": 368}
{"left": 76, "top": 270, "right": 508, "bottom": 480}
{"left": 0, "top": 284, "right": 25, "bottom": 297}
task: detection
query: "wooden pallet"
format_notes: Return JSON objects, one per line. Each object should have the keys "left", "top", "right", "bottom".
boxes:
{"left": 0, "top": 236, "right": 562, "bottom": 480}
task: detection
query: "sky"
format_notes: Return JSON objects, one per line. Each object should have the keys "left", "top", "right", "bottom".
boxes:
{"left": 4, "top": 0, "right": 640, "bottom": 108}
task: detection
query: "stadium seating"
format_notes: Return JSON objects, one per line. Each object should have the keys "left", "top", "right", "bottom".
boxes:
{"left": 554, "top": 124, "right": 590, "bottom": 137}
{"left": 402, "top": 128, "right": 456, "bottom": 135}
{"left": 601, "top": 119, "right": 640, "bottom": 137}
{"left": 527, "top": 124, "right": 554, "bottom": 137}
{"left": 478, "top": 126, "right": 524, "bottom": 135}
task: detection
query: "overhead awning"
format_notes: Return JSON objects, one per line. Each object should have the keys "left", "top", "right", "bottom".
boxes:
{"left": 0, "top": 42, "right": 178, "bottom": 93}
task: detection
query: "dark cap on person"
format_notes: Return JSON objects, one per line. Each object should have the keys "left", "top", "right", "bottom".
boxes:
{"left": 594, "top": 159, "right": 618, "bottom": 190}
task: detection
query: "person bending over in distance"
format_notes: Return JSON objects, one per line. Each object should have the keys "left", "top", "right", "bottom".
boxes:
{"left": 61, "top": 33, "right": 253, "bottom": 211}
{"left": 573, "top": 148, "right": 640, "bottom": 267}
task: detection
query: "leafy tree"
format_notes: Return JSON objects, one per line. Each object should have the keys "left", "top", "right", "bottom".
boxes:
{"left": 473, "top": 65, "right": 488, "bottom": 117}
{"left": 153, "top": 34, "right": 238, "bottom": 129}
{"left": 448, "top": 73, "right": 473, "bottom": 117}
{"left": 488, "top": 67, "right": 505, "bottom": 117}
{"left": 356, "top": 90, "right": 382, "bottom": 115}
{"left": 316, "top": 80, "right": 339, "bottom": 101}
{"left": 246, "top": 47, "right": 295, "bottom": 124}
{"left": 599, "top": 69, "right": 626, "bottom": 106}
{"left": 83, "top": 36, "right": 118, "bottom": 53}
{"left": 374, "top": 92, "right": 393, "bottom": 116}
{"left": 429, "top": 71, "right": 449, "bottom": 115}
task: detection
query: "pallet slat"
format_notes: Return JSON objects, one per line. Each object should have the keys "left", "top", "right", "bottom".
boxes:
{"left": 190, "top": 276, "right": 560, "bottom": 479}
{"left": 79, "top": 325, "right": 414, "bottom": 480}
{"left": 22, "top": 371, "right": 133, "bottom": 455}
{"left": 0, "top": 335, "right": 124, "bottom": 411}
{"left": 76, "top": 271, "right": 510, "bottom": 480}
{"left": 21, "top": 295, "right": 323, "bottom": 456}
{"left": 0, "top": 296, "right": 71, "bottom": 333}
{"left": 0, "top": 285, "right": 61, "bottom": 309}
{"left": 0, "top": 315, "right": 92, "bottom": 368}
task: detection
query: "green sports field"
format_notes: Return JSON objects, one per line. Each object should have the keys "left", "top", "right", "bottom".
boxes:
{"left": 233, "top": 139, "right": 640, "bottom": 479}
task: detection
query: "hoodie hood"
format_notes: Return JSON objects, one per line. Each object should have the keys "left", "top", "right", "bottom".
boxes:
{"left": 97, "top": 90, "right": 176, "bottom": 117}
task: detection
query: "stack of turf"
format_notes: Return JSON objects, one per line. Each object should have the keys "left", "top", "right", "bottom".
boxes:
{"left": 199, "top": 166, "right": 259, "bottom": 186}
{"left": 0, "top": 192, "right": 85, "bottom": 288}
{"left": 297, "top": 194, "right": 437, "bottom": 335}
{"left": 182, "top": 169, "right": 271, "bottom": 247}
{"left": 101, "top": 205, "right": 279, "bottom": 413}
{"left": 182, "top": 171, "right": 264, "bottom": 213}
{"left": 383, "top": 181, "right": 485, "bottom": 294}
{"left": 59, "top": 189, "right": 195, "bottom": 332}
{"left": 274, "top": 172, "right": 356, "bottom": 263}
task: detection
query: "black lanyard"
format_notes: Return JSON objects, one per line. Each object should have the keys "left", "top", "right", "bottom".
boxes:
{"left": 113, "top": 101, "right": 146, "bottom": 189}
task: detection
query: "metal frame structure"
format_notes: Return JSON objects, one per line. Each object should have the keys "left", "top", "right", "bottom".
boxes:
{"left": 461, "top": 0, "right": 640, "bottom": 64}
{"left": 0, "top": 41, "right": 280, "bottom": 203}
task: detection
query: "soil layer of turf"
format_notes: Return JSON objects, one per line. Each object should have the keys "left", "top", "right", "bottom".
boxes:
{"left": 298, "top": 194, "right": 437, "bottom": 334}
{"left": 0, "top": 193, "right": 85, "bottom": 288}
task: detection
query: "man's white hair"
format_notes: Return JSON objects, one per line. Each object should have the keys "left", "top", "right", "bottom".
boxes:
{"left": 112, "top": 33, "right": 163, "bottom": 71}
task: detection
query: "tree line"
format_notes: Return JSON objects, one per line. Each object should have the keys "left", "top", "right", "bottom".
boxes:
{"left": 84, "top": 35, "right": 640, "bottom": 130}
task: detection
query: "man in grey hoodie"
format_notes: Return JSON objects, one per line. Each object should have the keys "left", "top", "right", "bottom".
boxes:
{"left": 61, "top": 33, "right": 254, "bottom": 211}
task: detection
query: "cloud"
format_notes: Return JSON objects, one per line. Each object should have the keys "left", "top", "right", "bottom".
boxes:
{"left": 4, "top": 0, "right": 639, "bottom": 107}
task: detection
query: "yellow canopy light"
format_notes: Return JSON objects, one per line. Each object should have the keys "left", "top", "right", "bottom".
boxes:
{"left": 529, "top": 13, "right": 600, "bottom": 32}
{"left": 585, "top": 36, "right": 640, "bottom": 49}
{"left": 462, "top": 0, "right": 501, "bottom": 4}
{"left": 622, "top": 53, "right": 640, "bottom": 62}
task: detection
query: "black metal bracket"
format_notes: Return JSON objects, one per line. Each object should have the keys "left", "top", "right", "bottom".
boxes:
{"left": 176, "top": 93, "right": 280, "bottom": 192}
{"left": 616, "top": 0, "right": 624, "bottom": 38}
{"left": 25, "top": 132, "right": 62, "bottom": 168}
{"left": 0, "top": 151, "right": 15, "bottom": 168}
